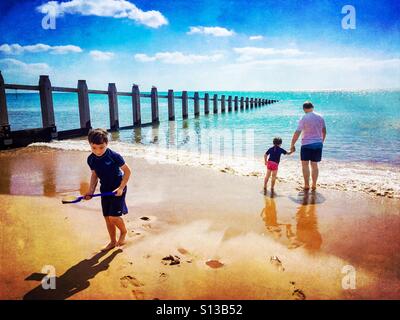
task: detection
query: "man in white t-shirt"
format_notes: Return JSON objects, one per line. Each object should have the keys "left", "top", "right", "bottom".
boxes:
{"left": 290, "top": 101, "right": 327, "bottom": 191}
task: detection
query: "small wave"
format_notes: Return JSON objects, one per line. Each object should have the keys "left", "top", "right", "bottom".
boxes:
{"left": 29, "top": 140, "right": 400, "bottom": 199}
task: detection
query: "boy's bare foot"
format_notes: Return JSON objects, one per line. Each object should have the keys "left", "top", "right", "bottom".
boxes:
{"left": 117, "top": 232, "right": 127, "bottom": 246}
{"left": 101, "top": 242, "right": 116, "bottom": 252}
{"left": 263, "top": 187, "right": 267, "bottom": 195}
{"left": 303, "top": 186, "right": 310, "bottom": 191}
{"left": 311, "top": 186, "right": 317, "bottom": 191}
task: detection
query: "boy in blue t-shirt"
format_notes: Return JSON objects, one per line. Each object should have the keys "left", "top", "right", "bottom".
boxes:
{"left": 263, "top": 137, "right": 294, "bottom": 194}
{"left": 84, "top": 128, "right": 132, "bottom": 251}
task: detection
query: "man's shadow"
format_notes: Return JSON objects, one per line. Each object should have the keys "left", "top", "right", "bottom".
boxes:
{"left": 23, "top": 249, "right": 122, "bottom": 300}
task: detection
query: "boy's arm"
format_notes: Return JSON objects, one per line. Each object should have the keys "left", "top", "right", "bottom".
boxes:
{"left": 264, "top": 153, "right": 269, "bottom": 164}
{"left": 84, "top": 170, "right": 98, "bottom": 200}
{"left": 322, "top": 127, "right": 327, "bottom": 143}
{"left": 114, "top": 164, "right": 132, "bottom": 196}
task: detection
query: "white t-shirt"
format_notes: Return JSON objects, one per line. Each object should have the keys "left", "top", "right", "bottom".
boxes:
{"left": 296, "top": 112, "right": 326, "bottom": 146}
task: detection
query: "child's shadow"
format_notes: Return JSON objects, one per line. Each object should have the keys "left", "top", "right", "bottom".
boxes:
{"left": 23, "top": 249, "right": 122, "bottom": 300}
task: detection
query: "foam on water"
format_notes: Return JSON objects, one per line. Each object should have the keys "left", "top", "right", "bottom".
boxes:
{"left": 29, "top": 140, "right": 400, "bottom": 199}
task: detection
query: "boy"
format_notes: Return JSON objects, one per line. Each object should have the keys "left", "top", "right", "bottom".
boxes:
{"left": 85, "top": 128, "right": 132, "bottom": 251}
{"left": 264, "top": 137, "right": 294, "bottom": 194}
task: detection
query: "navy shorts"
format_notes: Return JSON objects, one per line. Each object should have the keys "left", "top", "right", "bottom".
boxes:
{"left": 101, "top": 187, "right": 128, "bottom": 217}
{"left": 300, "top": 144, "right": 323, "bottom": 162}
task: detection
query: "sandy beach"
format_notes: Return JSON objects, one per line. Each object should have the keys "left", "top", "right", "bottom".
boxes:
{"left": 0, "top": 146, "right": 399, "bottom": 300}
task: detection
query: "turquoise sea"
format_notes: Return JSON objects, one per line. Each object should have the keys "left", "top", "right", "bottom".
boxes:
{"left": 5, "top": 90, "right": 400, "bottom": 165}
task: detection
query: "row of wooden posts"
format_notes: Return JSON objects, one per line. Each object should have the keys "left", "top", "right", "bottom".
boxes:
{"left": 0, "top": 72, "right": 278, "bottom": 149}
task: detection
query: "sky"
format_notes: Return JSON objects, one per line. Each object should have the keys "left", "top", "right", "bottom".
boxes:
{"left": 0, "top": 0, "right": 399, "bottom": 91}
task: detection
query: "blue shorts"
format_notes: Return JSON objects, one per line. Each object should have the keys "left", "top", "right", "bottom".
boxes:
{"left": 101, "top": 187, "right": 128, "bottom": 217}
{"left": 300, "top": 143, "right": 323, "bottom": 162}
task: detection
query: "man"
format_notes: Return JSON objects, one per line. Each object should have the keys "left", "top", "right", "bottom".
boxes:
{"left": 290, "top": 101, "right": 327, "bottom": 191}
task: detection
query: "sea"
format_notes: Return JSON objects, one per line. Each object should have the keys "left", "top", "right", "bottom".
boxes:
{"left": 4, "top": 89, "right": 400, "bottom": 198}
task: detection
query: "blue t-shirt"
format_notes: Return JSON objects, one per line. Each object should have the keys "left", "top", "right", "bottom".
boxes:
{"left": 265, "top": 146, "right": 287, "bottom": 163}
{"left": 87, "top": 148, "right": 125, "bottom": 192}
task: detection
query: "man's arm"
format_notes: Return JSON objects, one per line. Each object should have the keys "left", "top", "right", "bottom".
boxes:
{"left": 322, "top": 127, "right": 327, "bottom": 143}
{"left": 290, "top": 131, "right": 301, "bottom": 153}
{"left": 114, "top": 164, "right": 131, "bottom": 196}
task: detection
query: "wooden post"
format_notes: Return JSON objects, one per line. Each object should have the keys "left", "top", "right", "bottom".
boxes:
{"left": 39, "top": 75, "right": 57, "bottom": 138}
{"left": 0, "top": 71, "right": 11, "bottom": 141}
{"left": 194, "top": 92, "right": 200, "bottom": 117}
{"left": 221, "top": 95, "right": 226, "bottom": 113}
{"left": 228, "top": 96, "right": 232, "bottom": 112}
{"left": 240, "top": 97, "right": 244, "bottom": 110}
{"left": 77, "top": 80, "right": 91, "bottom": 131}
{"left": 234, "top": 96, "right": 239, "bottom": 111}
{"left": 168, "top": 89, "right": 175, "bottom": 121}
{"left": 132, "top": 84, "right": 141, "bottom": 126}
{"left": 250, "top": 98, "right": 254, "bottom": 108}
{"left": 213, "top": 94, "right": 218, "bottom": 113}
{"left": 204, "top": 93, "right": 210, "bottom": 114}
{"left": 182, "top": 90, "right": 188, "bottom": 119}
{"left": 245, "top": 97, "right": 249, "bottom": 109}
{"left": 108, "top": 83, "right": 119, "bottom": 131}
{"left": 151, "top": 86, "right": 159, "bottom": 124}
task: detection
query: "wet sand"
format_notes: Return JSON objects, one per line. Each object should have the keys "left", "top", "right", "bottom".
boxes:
{"left": 0, "top": 146, "right": 399, "bottom": 300}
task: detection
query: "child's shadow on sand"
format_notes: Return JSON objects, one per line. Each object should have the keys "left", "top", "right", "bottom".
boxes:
{"left": 23, "top": 249, "right": 122, "bottom": 300}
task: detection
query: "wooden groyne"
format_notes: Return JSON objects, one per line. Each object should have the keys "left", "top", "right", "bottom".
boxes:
{"left": 0, "top": 72, "right": 279, "bottom": 150}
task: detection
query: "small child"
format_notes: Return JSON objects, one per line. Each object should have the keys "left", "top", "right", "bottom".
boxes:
{"left": 264, "top": 137, "right": 294, "bottom": 193}
{"left": 84, "top": 128, "right": 132, "bottom": 251}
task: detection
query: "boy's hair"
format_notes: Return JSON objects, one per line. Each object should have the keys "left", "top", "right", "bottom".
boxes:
{"left": 303, "top": 101, "right": 314, "bottom": 109}
{"left": 273, "top": 137, "right": 282, "bottom": 146}
{"left": 88, "top": 128, "right": 108, "bottom": 144}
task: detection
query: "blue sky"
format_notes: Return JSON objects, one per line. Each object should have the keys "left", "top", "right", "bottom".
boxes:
{"left": 0, "top": 0, "right": 399, "bottom": 90}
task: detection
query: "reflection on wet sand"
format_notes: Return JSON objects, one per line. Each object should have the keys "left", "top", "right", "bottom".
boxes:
{"left": 261, "top": 191, "right": 322, "bottom": 252}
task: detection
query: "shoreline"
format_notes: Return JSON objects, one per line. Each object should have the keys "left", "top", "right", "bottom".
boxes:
{"left": 0, "top": 146, "right": 399, "bottom": 299}
{"left": 27, "top": 140, "right": 400, "bottom": 199}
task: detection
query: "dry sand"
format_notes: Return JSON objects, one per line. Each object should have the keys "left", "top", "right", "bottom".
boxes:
{"left": 0, "top": 147, "right": 399, "bottom": 300}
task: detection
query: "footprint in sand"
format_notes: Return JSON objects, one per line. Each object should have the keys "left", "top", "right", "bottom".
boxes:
{"left": 120, "top": 275, "right": 145, "bottom": 300}
{"left": 205, "top": 259, "right": 224, "bottom": 269}
{"left": 289, "top": 281, "right": 306, "bottom": 300}
{"left": 159, "top": 272, "right": 169, "bottom": 283}
{"left": 270, "top": 256, "right": 285, "bottom": 272}
{"left": 162, "top": 255, "right": 181, "bottom": 266}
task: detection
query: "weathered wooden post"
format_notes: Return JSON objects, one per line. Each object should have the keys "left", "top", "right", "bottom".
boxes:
{"left": 240, "top": 97, "right": 244, "bottom": 110}
{"left": 0, "top": 71, "right": 11, "bottom": 146}
{"left": 221, "top": 95, "right": 226, "bottom": 113}
{"left": 182, "top": 90, "right": 188, "bottom": 119}
{"left": 204, "top": 93, "right": 210, "bottom": 114}
{"left": 151, "top": 86, "right": 160, "bottom": 124}
{"left": 213, "top": 94, "right": 218, "bottom": 113}
{"left": 77, "top": 80, "right": 91, "bottom": 132}
{"left": 39, "top": 75, "right": 57, "bottom": 138}
{"left": 107, "top": 83, "right": 119, "bottom": 131}
{"left": 234, "top": 96, "right": 239, "bottom": 111}
{"left": 167, "top": 89, "right": 175, "bottom": 121}
{"left": 228, "top": 96, "right": 232, "bottom": 112}
{"left": 250, "top": 98, "right": 254, "bottom": 108}
{"left": 132, "top": 84, "right": 141, "bottom": 126}
{"left": 194, "top": 92, "right": 200, "bottom": 117}
{"left": 245, "top": 97, "right": 249, "bottom": 109}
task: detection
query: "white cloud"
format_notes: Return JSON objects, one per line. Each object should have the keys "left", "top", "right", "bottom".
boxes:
{"left": 234, "top": 46, "right": 309, "bottom": 61}
{"left": 0, "top": 58, "right": 51, "bottom": 74}
{"left": 37, "top": 0, "right": 168, "bottom": 28}
{"left": 134, "top": 51, "right": 223, "bottom": 64}
{"left": 89, "top": 50, "right": 115, "bottom": 60}
{"left": 249, "top": 35, "right": 263, "bottom": 41}
{"left": 0, "top": 43, "right": 82, "bottom": 55}
{"left": 187, "top": 26, "right": 235, "bottom": 37}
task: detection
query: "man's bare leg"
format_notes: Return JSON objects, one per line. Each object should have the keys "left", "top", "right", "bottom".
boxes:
{"left": 301, "top": 161, "right": 310, "bottom": 190}
{"left": 310, "top": 161, "right": 319, "bottom": 190}
{"left": 102, "top": 216, "right": 117, "bottom": 251}
{"left": 110, "top": 216, "right": 128, "bottom": 246}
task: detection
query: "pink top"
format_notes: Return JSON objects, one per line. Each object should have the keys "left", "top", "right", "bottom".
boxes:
{"left": 296, "top": 112, "right": 326, "bottom": 146}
